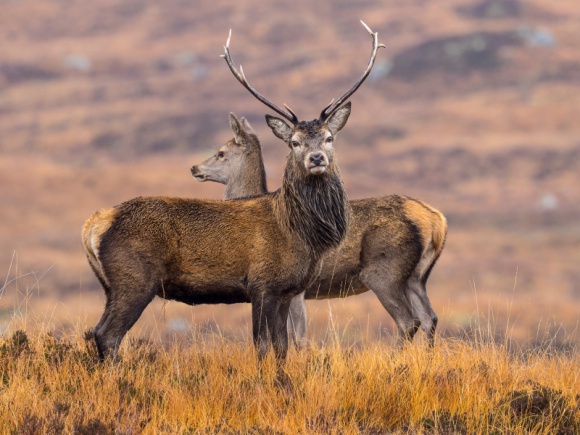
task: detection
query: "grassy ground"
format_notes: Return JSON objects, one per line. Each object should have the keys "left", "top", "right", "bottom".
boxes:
{"left": 1, "top": 322, "right": 578, "bottom": 434}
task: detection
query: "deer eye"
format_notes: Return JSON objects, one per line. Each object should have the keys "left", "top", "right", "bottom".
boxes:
{"left": 217, "top": 151, "right": 225, "bottom": 158}
{"left": 326, "top": 136, "right": 334, "bottom": 144}
{"left": 291, "top": 140, "right": 300, "bottom": 148}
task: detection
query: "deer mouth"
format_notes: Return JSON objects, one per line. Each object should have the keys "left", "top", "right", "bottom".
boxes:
{"left": 191, "top": 166, "right": 208, "bottom": 182}
{"left": 308, "top": 163, "right": 327, "bottom": 175}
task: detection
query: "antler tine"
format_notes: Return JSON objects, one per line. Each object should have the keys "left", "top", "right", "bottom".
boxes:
{"left": 319, "top": 20, "right": 385, "bottom": 121}
{"left": 360, "top": 20, "right": 373, "bottom": 36}
{"left": 319, "top": 98, "right": 336, "bottom": 116}
{"left": 222, "top": 30, "right": 298, "bottom": 125}
{"left": 283, "top": 104, "right": 299, "bottom": 122}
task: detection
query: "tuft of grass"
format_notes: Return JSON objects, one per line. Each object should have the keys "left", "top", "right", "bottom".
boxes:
{"left": 0, "top": 327, "right": 578, "bottom": 434}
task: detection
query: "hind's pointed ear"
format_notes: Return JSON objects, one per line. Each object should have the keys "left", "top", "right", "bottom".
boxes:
{"left": 326, "top": 102, "right": 351, "bottom": 134}
{"left": 229, "top": 112, "right": 246, "bottom": 146}
{"left": 240, "top": 117, "right": 256, "bottom": 137}
{"left": 265, "top": 114, "right": 292, "bottom": 143}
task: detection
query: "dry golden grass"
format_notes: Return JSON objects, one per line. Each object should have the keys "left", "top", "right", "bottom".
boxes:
{"left": 2, "top": 0, "right": 580, "bottom": 340}
{"left": 0, "top": 318, "right": 578, "bottom": 434}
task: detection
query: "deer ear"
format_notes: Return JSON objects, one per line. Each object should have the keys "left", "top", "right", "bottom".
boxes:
{"left": 265, "top": 115, "right": 292, "bottom": 142}
{"left": 240, "top": 117, "right": 256, "bottom": 137}
{"left": 229, "top": 112, "right": 246, "bottom": 146}
{"left": 326, "top": 102, "right": 351, "bottom": 134}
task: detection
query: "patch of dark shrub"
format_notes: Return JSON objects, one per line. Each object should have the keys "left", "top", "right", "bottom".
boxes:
{"left": 502, "top": 381, "right": 580, "bottom": 433}
{"left": 456, "top": 0, "right": 522, "bottom": 20}
{"left": 389, "top": 31, "right": 522, "bottom": 79}
{"left": 0, "top": 62, "right": 59, "bottom": 84}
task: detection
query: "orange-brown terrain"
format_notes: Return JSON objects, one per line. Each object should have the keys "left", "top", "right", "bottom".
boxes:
{"left": 1, "top": 0, "right": 579, "bottom": 346}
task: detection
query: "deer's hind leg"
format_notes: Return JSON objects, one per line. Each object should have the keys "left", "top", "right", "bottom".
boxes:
{"left": 407, "top": 282, "right": 438, "bottom": 347}
{"left": 407, "top": 281, "right": 438, "bottom": 347}
{"left": 88, "top": 259, "right": 112, "bottom": 335}
{"left": 287, "top": 292, "right": 308, "bottom": 350}
{"left": 93, "top": 272, "right": 158, "bottom": 360}
{"left": 360, "top": 262, "right": 420, "bottom": 347}
{"left": 359, "top": 225, "right": 423, "bottom": 347}
{"left": 406, "top": 250, "right": 439, "bottom": 346}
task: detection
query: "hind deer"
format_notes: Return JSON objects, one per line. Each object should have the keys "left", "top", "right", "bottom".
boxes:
{"left": 192, "top": 112, "right": 446, "bottom": 348}
{"left": 82, "top": 22, "right": 382, "bottom": 374}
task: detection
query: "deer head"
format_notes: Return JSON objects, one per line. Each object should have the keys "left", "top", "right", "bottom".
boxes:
{"left": 191, "top": 113, "right": 267, "bottom": 198}
{"left": 191, "top": 113, "right": 258, "bottom": 184}
{"left": 222, "top": 21, "right": 384, "bottom": 177}
{"left": 265, "top": 103, "right": 351, "bottom": 176}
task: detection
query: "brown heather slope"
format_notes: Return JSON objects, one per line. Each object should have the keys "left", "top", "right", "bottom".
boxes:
{"left": 0, "top": 330, "right": 579, "bottom": 433}
{"left": 0, "top": 0, "right": 579, "bottom": 345}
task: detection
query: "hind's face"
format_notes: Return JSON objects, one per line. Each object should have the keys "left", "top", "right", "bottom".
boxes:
{"left": 190, "top": 139, "right": 244, "bottom": 184}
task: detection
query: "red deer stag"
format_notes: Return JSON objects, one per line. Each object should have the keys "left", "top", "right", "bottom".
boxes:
{"left": 192, "top": 114, "right": 447, "bottom": 348}
{"left": 82, "top": 22, "right": 382, "bottom": 372}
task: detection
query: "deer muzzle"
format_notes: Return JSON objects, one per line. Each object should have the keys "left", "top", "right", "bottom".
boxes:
{"left": 191, "top": 166, "right": 207, "bottom": 181}
{"left": 306, "top": 152, "right": 328, "bottom": 174}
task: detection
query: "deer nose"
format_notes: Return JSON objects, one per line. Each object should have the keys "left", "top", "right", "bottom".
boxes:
{"left": 190, "top": 166, "right": 198, "bottom": 175}
{"left": 309, "top": 152, "right": 324, "bottom": 166}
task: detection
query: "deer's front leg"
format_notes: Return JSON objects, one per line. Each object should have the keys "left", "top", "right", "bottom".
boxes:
{"left": 272, "top": 297, "right": 295, "bottom": 391}
{"left": 272, "top": 298, "right": 292, "bottom": 371}
{"left": 251, "top": 291, "right": 279, "bottom": 365}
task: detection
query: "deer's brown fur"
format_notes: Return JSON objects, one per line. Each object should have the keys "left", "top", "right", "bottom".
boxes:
{"left": 83, "top": 106, "right": 351, "bottom": 369}
{"left": 192, "top": 115, "right": 447, "bottom": 347}
{"left": 84, "top": 22, "right": 383, "bottom": 372}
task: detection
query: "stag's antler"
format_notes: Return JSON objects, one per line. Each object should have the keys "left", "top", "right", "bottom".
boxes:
{"left": 221, "top": 30, "right": 299, "bottom": 125}
{"left": 319, "top": 21, "right": 385, "bottom": 121}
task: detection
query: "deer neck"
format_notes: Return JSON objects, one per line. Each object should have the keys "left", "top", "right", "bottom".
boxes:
{"left": 223, "top": 152, "right": 268, "bottom": 199}
{"left": 276, "top": 158, "right": 350, "bottom": 258}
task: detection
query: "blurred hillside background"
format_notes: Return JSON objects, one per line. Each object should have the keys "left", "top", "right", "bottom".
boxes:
{"left": 1, "top": 0, "right": 579, "bottom": 347}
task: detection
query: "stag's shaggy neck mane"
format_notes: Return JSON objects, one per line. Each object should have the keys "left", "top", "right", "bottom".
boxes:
{"left": 275, "top": 156, "right": 350, "bottom": 257}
